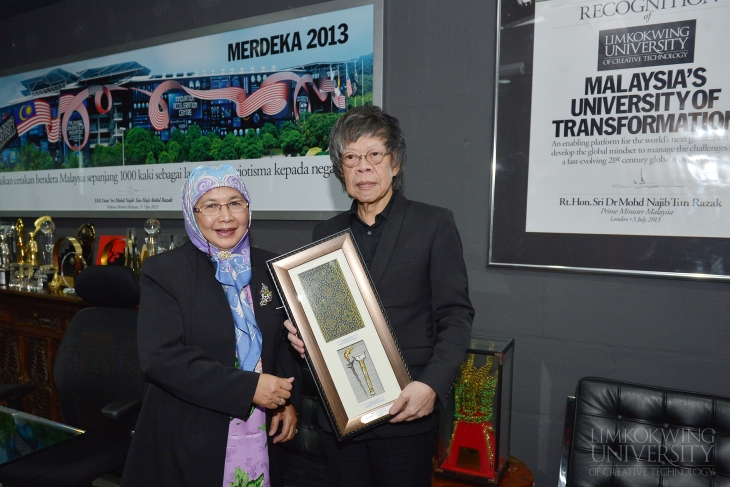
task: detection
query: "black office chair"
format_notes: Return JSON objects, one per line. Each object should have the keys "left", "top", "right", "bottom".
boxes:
{"left": 0, "top": 266, "right": 145, "bottom": 487}
{"left": 280, "top": 364, "right": 331, "bottom": 487}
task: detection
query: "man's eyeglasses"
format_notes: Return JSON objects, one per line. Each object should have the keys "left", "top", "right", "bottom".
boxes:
{"left": 193, "top": 200, "right": 248, "bottom": 216}
{"left": 341, "top": 149, "right": 392, "bottom": 168}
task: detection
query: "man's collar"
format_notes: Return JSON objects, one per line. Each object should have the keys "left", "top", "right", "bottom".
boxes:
{"left": 348, "top": 191, "right": 398, "bottom": 221}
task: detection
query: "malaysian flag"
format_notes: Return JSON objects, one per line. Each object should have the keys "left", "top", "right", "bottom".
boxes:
{"left": 14, "top": 100, "right": 52, "bottom": 136}
{"left": 48, "top": 94, "right": 74, "bottom": 143}
{"left": 346, "top": 64, "right": 353, "bottom": 97}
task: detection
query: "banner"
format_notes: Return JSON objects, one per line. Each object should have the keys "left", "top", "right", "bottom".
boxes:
{"left": 526, "top": 0, "right": 729, "bottom": 238}
{"left": 0, "top": 1, "right": 381, "bottom": 216}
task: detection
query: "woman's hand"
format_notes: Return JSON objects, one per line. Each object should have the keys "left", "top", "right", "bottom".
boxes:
{"left": 253, "top": 374, "right": 294, "bottom": 409}
{"left": 269, "top": 404, "right": 298, "bottom": 443}
{"left": 284, "top": 319, "right": 306, "bottom": 358}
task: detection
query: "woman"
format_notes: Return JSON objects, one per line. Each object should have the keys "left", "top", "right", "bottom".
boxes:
{"left": 122, "top": 164, "right": 300, "bottom": 487}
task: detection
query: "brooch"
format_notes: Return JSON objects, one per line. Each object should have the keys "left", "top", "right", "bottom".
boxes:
{"left": 216, "top": 250, "right": 233, "bottom": 260}
{"left": 260, "top": 284, "right": 272, "bottom": 306}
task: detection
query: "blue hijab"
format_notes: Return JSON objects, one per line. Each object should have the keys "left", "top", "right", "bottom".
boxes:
{"left": 181, "top": 164, "right": 261, "bottom": 372}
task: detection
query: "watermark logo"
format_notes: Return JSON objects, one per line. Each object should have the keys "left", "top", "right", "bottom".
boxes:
{"left": 587, "top": 426, "right": 715, "bottom": 478}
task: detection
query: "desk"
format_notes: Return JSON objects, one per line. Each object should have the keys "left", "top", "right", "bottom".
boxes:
{"left": 0, "top": 405, "right": 82, "bottom": 465}
{"left": 0, "top": 287, "right": 88, "bottom": 421}
{"left": 433, "top": 458, "right": 534, "bottom": 487}
{"left": 0, "top": 404, "right": 132, "bottom": 487}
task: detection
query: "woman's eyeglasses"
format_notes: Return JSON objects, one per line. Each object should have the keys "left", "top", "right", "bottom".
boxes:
{"left": 341, "top": 149, "right": 391, "bottom": 168}
{"left": 193, "top": 200, "right": 248, "bottom": 216}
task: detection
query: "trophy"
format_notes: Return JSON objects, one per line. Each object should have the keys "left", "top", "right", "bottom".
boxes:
{"left": 60, "top": 251, "right": 87, "bottom": 295}
{"left": 142, "top": 219, "right": 161, "bottom": 261}
{"left": 15, "top": 219, "right": 25, "bottom": 264}
{"left": 0, "top": 231, "right": 9, "bottom": 269}
{"left": 124, "top": 228, "right": 140, "bottom": 275}
{"left": 78, "top": 223, "right": 96, "bottom": 265}
{"left": 40, "top": 219, "right": 56, "bottom": 267}
{"left": 49, "top": 237, "right": 84, "bottom": 293}
{"left": 19, "top": 215, "right": 53, "bottom": 269}
{"left": 0, "top": 232, "right": 10, "bottom": 286}
{"left": 26, "top": 231, "right": 39, "bottom": 266}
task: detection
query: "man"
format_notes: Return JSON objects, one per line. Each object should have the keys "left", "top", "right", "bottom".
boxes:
{"left": 285, "top": 106, "right": 473, "bottom": 487}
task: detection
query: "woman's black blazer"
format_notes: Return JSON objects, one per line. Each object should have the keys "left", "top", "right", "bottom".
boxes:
{"left": 121, "top": 242, "right": 300, "bottom": 487}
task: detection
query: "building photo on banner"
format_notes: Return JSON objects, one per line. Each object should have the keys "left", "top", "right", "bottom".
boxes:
{"left": 0, "top": 0, "right": 382, "bottom": 218}
{"left": 491, "top": 0, "right": 730, "bottom": 278}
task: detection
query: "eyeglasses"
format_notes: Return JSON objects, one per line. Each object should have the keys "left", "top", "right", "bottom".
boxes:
{"left": 341, "top": 148, "right": 392, "bottom": 168}
{"left": 193, "top": 200, "right": 248, "bottom": 216}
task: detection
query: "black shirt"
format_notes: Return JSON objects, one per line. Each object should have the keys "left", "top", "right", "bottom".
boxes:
{"left": 348, "top": 192, "right": 397, "bottom": 268}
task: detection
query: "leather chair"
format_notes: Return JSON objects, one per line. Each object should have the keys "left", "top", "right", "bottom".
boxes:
{"left": 558, "top": 377, "right": 730, "bottom": 487}
{"left": 0, "top": 266, "right": 145, "bottom": 487}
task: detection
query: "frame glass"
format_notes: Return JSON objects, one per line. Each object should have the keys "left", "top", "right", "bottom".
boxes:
{"left": 267, "top": 229, "right": 411, "bottom": 439}
{"left": 490, "top": 0, "right": 730, "bottom": 280}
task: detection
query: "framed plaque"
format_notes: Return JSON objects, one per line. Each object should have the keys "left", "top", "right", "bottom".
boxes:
{"left": 490, "top": 0, "right": 730, "bottom": 279}
{"left": 267, "top": 229, "right": 411, "bottom": 439}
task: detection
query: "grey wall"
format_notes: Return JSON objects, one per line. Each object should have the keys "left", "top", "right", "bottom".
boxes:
{"left": 2, "top": 1, "right": 729, "bottom": 486}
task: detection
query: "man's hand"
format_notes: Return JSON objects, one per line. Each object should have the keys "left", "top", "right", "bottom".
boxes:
{"left": 388, "top": 381, "right": 437, "bottom": 423}
{"left": 270, "top": 404, "right": 298, "bottom": 443}
{"left": 284, "top": 319, "right": 306, "bottom": 358}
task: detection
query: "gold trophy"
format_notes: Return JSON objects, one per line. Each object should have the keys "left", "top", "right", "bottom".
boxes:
{"left": 15, "top": 219, "right": 25, "bottom": 264}
{"left": 26, "top": 232, "right": 39, "bottom": 266}
{"left": 25, "top": 216, "right": 52, "bottom": 267}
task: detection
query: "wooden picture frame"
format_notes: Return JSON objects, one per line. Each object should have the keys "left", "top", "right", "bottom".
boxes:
{"left": 267, "top": 229, "right": 411, "bottom": 440}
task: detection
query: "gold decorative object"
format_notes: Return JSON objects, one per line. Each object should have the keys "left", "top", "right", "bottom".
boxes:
{"left": 15, "top": 219, "right": 25, "bottom": 264}
{"left": 124, "top": 229, "right": 140, "bottom": 275}
{"left": 259, "top": 284, "right": 272, "bottom": 306}
{"left": 444, "top": 353, "right": 498, "bottom": 471}
{"left": 49, "top": 237, "right": 83, "bottom": 292}
{"left": 48, "top": 273, "right": 64, "bottom": 292}
{"left": 435, "top": 337, "right": 514, "bottom": 484}
{"left": 298, "top": 259, "right": 366, "bottom": 342}
{"left": 343, "top": 345, "right": 368, "bottom": 396}
{"left": 216, "top": 250, "right": 233, "bottom": 261}
{"left": 77, "top": 223, "right": 96, "bottom": 264}
{"left": 354, "top": 352, "right": 376, "bottom": 395}
{"left": 26, "top": 232, "right": 39, "bottom": 266}
{"left": 24, "top": 216, "right": 52, "bottom": 267}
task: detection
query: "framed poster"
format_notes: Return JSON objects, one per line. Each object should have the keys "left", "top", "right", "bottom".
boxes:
{"left": 267, "top": 230, "right": 411, "bottom": 440}
{"left": 490, "top": 0, "right": 730, "bottom": 279}
{"left": 0, "top": 0, "right": 382, "bottom": 219}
